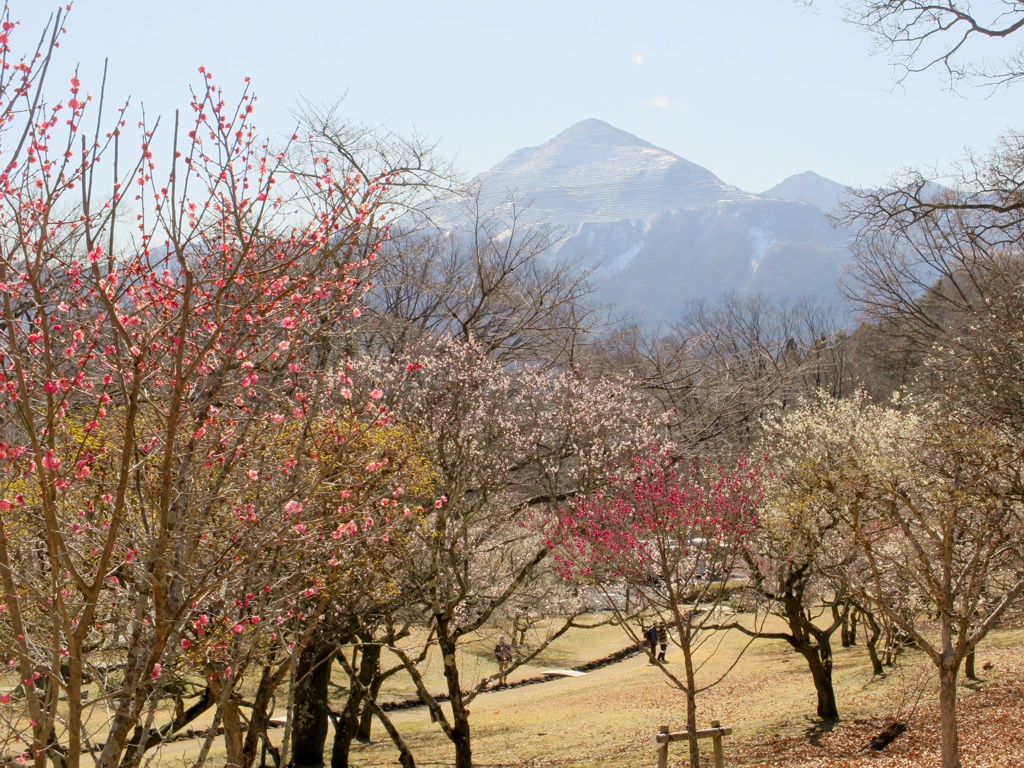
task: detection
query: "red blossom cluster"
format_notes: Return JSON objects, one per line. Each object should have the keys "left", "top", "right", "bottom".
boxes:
{"left": 0, "top": 8, "right": 409, "bottom": 768}
{"left": 548, "top": 449, "right": 762, "bottom": 582}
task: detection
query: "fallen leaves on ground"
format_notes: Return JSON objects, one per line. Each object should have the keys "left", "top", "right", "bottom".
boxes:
{"left": 732, "top": 641, "right": 1024, "bottom": 768}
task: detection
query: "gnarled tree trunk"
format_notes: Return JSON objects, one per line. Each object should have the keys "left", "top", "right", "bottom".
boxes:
{"left": 938, "top": 657, "right": 962, "bottom": 768}
{"left": 435, "top": 615, "right": 473, "bottom": 768}
{"left": 291, "top": 643, "right": 336, "bottom": 767}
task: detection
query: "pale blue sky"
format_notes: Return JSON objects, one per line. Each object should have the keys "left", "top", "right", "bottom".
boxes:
{"left": 14, "top": 1, "right": 1018, "bottom": 191}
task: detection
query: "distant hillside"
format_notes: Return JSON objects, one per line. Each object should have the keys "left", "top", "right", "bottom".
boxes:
{"left": 760, "top": 170, "right": 851, "bottom": 213}
{"left": 462, "top": 119, "right": 755, "bottom": 225}
{"left": 432, "top": 120, "right": 856, "bottom": 324}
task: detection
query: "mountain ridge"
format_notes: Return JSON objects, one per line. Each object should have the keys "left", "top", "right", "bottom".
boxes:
{"left": 467, "top": 118, "right": 756, "bottom": 225}
{"left": 438, "top": 120, "right": 855, "bottom": 323}
{"left": 760, "top": 170, "right": 850, "bottom": 212}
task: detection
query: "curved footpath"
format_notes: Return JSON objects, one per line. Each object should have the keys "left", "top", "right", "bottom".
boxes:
{"left": 148, "top": 641, "right": 643, "bottom": 746}
{"left": 378, "top": 643, "right": 641, "bottom": 712}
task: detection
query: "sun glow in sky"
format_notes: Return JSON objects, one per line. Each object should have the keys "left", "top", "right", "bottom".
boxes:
{"left": 16, "top": 0, "right": 1018, "bottom": 192}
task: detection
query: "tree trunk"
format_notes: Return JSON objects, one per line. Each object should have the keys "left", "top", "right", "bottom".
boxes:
{"left": 331, "top": 642, "right": 380, "bottom": 768}
{"left": 355, "top": 673, "right": 384, "bottom": 742}
{"left": 801, "top": 645, "right": 839, "bottom": 720}
{"left": 242, "top": 665, "right": 287, "bottom": 768}
{"left": 863, "top": 611, "right": 884, "bottom": 676}
{"left": 329, "top": 716, "right": 351, "bottom": 768}
{"left": 354, "top": 643, "right": 382, "bottom": 742}
{"left": 681, "top": 638, "right": 700, "bottom": 768}
{"left": 964, "top": 649, "right": 976, "bottom": 681}
{"left": 938, "top": 660, "right": 962, "bottom": 768}
{"left": 360, "top": 698, "right": 415, "bottom": 768}
{"left": 291, "top": 643, "right": 335, "bottom": 767}
{"left": 120, "top": 685, "right": 216, "bottom": 768}
{"left": 221, "top": 695, "right": 246, "bottom": 768}
{"left": 436, "top": 617, "right": 473, "bottom": 768}
{"left": 780, "top": 589, "right": 839, "bottom": 721}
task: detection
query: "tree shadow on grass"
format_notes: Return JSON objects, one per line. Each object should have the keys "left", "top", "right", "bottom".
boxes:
{"left": 961, "top": 676, "right": 989, "bottom": 693}
{"left": 802, "top": 717, "right": 839, "bottom": 746}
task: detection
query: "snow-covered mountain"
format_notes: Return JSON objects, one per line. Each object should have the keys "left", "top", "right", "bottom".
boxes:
{"left": 467, "top": 119, "right": 756, "bottom": 224}
{"left": 436, "top": 120, "right": 855, "bottom": 323}
{"left": 760, "top": 170, "right": 850, "bottom": 213}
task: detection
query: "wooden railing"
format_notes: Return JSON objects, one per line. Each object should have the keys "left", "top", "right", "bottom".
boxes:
{"left": 655, "top": 719, "right": 732, "bottom": 768}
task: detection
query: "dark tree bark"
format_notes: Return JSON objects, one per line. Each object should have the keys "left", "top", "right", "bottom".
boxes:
{"left": 733, "top": 561, "right": 843, "bottom": 721}
{"left": 795, "top": 639, "right": 839, "bottom": 720}
{"left": 291, "top": 643, "right": 337, "bottom": 767}
{"left": 242, "top": 663, "right": 291, "bottom": 768}
{"left": 330, "top": 641, "right": 380, "bottom": 768}
{"left": 862, "top": 609, "right": 885, "bottom": 676}
{"left": 334, "top": 646, "right": 416, "bottom": 768}
{"left": 797, "top": 605, "right": 841, "bottom": 720}
{"left": 773, "top": 577, "right": 841, "bottom": 720}
{"left": 435, "top": 613, "right": 473, "bottom": 768}
{"left": 964, "top": 649, "right": 977, "bottom": 680}
{"left": 118, "top": 685, "right": 215, "bottom": 768}
{"left": 355, "top": 671, "right": 384, "bottom": 742}
{"left": 360, "top": 698, "right": 415, "bottom": 768}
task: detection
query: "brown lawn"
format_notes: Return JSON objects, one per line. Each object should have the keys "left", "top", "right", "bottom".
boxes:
{"left": 14, "top": 616, "right": 1021, "bottom": 768}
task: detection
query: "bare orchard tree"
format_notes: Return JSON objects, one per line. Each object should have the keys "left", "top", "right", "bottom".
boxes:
{"left": 358, "top": 338, "right": 663, "bottom": 768}
{"left": 362, "top": 196, "right": 604, "bottom": 367}
{"left": 841, "top": 136, "right": 1024, "bottom": 434}
{"left": 761, "top": 392, "right": 1024, "bottom": 768}
{"left": 291, "top": 98, "right": 459, "bottom": 220}
{"left": 838, "top": 0, "right": 1024, "bottom": 88}
{"left": 595, "top": 295, "right": 850, "bottom": 457}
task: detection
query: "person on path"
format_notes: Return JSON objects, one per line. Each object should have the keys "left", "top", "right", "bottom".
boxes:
{"left": 656, "top": 623, "right": 668, "bottom": 662}
{"left": 645, "top": 624, "right": 659, "bottom": 663}
{"left": 494, "top": 636, "right": 513, "bottom": 685}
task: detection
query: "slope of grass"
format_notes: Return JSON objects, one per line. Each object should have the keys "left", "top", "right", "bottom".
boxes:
{"left": 346, "top": 619, "right": 1024, "bottom": 768}
{"left": 24, "top": 615, "right": 1019, "bottom": 767}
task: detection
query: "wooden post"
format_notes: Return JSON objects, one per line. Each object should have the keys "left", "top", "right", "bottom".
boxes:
{"left": 656, "top": 721, "right": 732, "bottom": 767}
{"left": 711, "top": 719, "right": 725, "bottom": 768}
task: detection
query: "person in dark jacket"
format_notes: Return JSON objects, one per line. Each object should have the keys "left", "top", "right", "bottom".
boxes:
{"left": 645, "top": 624, "right": 658, "bottom": 663}
{"left": 494, "top": 637, "right": 513, "bottom": 685}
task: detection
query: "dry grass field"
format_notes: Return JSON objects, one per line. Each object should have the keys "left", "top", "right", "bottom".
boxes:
{"left": 30, "top": 616, "right": 1023, "bottom": 768}
{"left": 335, "top": 619, "right": 1024, "bottom": 767}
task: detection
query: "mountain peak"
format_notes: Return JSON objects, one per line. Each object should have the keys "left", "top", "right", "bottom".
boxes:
{"left": 760, "top": 171, "right": 849, "bottom": 212}
{"left": 554, "top": 118, "right": 652, "bottom": 142}
{"left": 467, "top": 121, "right": 753, "bottom": 225}
{"left": 564, "top": 118, "right": 616, "bottom": 131}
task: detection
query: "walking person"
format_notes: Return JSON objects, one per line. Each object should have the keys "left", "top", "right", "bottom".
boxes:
{"left": 656, "top": 623, "right": 669, "bottom": 662}
{"left": 494, "top": 636, "right": 513, "bottom": 685}
{"left": 645, "top": 624, "right": 658, "bottom": 663}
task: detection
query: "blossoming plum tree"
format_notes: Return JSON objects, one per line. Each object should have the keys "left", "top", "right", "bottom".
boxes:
{"left": 359, "top": 337, "right": 663, "bottom": 768}
{"left": 547, "top": 450, "right": 762, "bottom": 768}
{"left": 761, "top": 393, "right": 1024, "bottom": 768}
{"left": 0, "top": 8, "right": 404, "bottom": 768}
